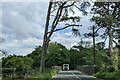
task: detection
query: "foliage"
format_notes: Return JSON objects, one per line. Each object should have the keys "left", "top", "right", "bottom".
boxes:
{"left": 0, "top": 38, "right": 7, "bottom": 57}
{"left": 45, "top": 42, "right": 70, "bottom": 67}
{"left": 30, "top": 69, "right": 59, "bottom": 79}
{"left": 0, "top": 50, "right": 7, "bottom": 58}
{"left": 69, "top": 40, "right": 111, "bottom": 70}
{"left": 2, "top": 55, "right": 33, "bottom": 69}
{"left": 27, "top": 46, "right": 42, "bottom": 68}
{"left": 2, "top": 55, "right": 33, "bottom": 77}
{"left": 59, "top": 16, "right": 81, "bottom": 22}
{"left": 1, "top": 69, "right": 59, "bottom": 80}
{"left": 27, "top": 42, "right": 71, "bottom": 68}
{"left": 93, "top": 70, "right": 120, "bottom": 80}
{"left": 1, "top": 41, "right": 119, "bottom": 78}
{"left": 40, "top": 1, "right": 90, "bottom": 73}
{"left": 91, "top": 1, "right": 120, "bottom": 71}
{"left": 118, "top": 56, "right": 120, "bottom": 69}
{"left": 69, "top": 47, "right": 86, "bottom": 69}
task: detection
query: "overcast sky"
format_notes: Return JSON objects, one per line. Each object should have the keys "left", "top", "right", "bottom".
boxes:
{"left": 1, "top": 1, "right": 111, "bottom": 56}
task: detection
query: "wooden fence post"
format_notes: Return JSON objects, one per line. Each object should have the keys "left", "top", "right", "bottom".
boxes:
{"left": 12, "top": 68, "right": 16, "bottom": 79}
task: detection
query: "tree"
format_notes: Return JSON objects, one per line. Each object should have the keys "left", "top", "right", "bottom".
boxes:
{"left": 91, "top": 1, "right": 120, "bottom": 70}
{"left": 78, "top": 38, "right": 91, "bottom": 48}
{"left": 84, "top": 25, "right": 99, "bottom": 66}
{"left": 27, "top": 46, "right": 42, "bottom": 68}
{"left": 2, "top": 55, "right": 33, "bottom": 77}
{"left": 96, "top": 42, "right": 105, "bottom": 51}
{"left": 0, "top": 38, "right": 7, "bottom": 57}
{"left": 69, "top": 41, "right": 110, "bottom": 70}
{"left": 45, "top": 42, "right": 70, "bottom": 67}
{"left": 69, "top": 45, "right": 87, "bottom": 69}
{"left": 40, "top": 0, "right": 89, "bottom": 73}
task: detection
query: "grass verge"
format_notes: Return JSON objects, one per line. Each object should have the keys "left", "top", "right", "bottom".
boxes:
{"left": 30, "top": 69, "right": 59, "bottom": 78}
{"left": 1, "top": 69, "right": 60, "bottom": 80}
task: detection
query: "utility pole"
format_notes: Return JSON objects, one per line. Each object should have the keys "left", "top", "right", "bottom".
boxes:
{"left": 93, "top": 26, "right": 95, "bottom": 67}
{"left": 118, "top": 31, "right": 120, "bottom": 46}
{"left": 118, "top": 31, "right": 120, "bottom": 54}
{"left": 74, "top": 53, "right": 75, "bottom": 70}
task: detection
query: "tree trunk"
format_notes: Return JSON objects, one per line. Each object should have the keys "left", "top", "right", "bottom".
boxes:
{"left": 108, "top": 27, "right": 113, "bottom": 59}
{"left": 40, "top": 40, "right": 49, "bottom": 73}
{"left": 108, "top": 26, "right": 118, "bottom": 70}
{"left": 40, "top": 1, "right": 52, "bottom": 73}
{"left": 113, "top": 48, "right": 119, "bottom": 70}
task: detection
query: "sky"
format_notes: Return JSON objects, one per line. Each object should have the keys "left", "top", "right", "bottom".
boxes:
{"left": 1, "top": 1, "right": 112, "bottom": 56}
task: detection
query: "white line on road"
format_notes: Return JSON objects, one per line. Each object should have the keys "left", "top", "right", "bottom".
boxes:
{"left": 71, "top": 71, "right": 81, "bottom": 80}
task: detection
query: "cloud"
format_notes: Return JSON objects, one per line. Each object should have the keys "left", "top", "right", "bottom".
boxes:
{"left": 2, "top": 2, "right": 48, "bottom": 55}
{"left": 51, "top": 32, "right": 93, "bottom": 49}
{"left": 0, "top": 2, "right": 2, "bottom": 38}
{"left": 2, "top": 2, "right": 109, "bottom": 56}
{"left": 1, "top": 2, "right": 94, "bottom": 55}
{"left": 21, "top": 37, "right": 43, "bottom": 48}
{"left": 1, "top": 0, "right": 49, "bottom": 2}
{"left": 2, "top": 37, "right": 43, "bottom": 55}
{"left": 2, "top": 2, "right": 48, "bottom": 40}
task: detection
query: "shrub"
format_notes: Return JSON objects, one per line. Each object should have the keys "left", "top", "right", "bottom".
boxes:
{"left": 93, "top": 70, "right": 120, "bottom": 80}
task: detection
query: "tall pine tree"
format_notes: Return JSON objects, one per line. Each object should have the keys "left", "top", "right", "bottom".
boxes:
{"left": 91, "top": 1, "right": 120, "bottom": 70}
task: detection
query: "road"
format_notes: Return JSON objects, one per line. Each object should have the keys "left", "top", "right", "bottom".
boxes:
{"left": 50, "top": 70, "right": 101, "bottom": 80}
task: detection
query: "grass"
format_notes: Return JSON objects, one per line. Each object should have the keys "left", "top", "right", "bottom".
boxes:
{"left": 30, "top": 69, "right": 60, "bottom": 78}
{"left": 1, "top": 69, "right": 60, "bottom": 80}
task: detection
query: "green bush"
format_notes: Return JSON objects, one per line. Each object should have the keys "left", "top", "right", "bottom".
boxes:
{"left": 30, "top": 69, "right": 59, "bottom": 79}
{"left": 92, "top": 71, "right": 106, "bottom": 79}
{"left": 93, "top": 70, "right": 120, "bottom": 80}
{"left": 2, "top": 69, "right": 60, "bottom": 80}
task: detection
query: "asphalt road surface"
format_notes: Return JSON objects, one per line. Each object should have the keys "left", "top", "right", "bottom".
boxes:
{"left": 50, "top": 70, "right": 101, "bottom": 80}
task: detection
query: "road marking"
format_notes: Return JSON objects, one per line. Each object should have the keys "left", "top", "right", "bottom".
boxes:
{"left": 51, "top": 70, "right": 98, "bottom": 80}
{"left": 71, "top": 71, "right": 81, "bottom": 80}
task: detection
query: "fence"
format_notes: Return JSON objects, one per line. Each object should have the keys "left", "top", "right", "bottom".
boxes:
{"left": 76, "top": 65, "right": 95, "bottom": 75}
{"left": 51, "top": 66, "right": 62, "bottom": 70}
{"left": 2, "top": 67, "right": 42, "bottom": 78}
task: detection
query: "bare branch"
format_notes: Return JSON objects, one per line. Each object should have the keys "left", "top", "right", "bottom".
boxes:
{"left": 95, "top": 27, "right": 101, "bottom": 33}
{"left": 113, "top": 39, "right": 118, "bottom": 45}
{"left": 50, "top": 15, "right": 56, "bottom": 17}
{"left": 51, "top": 7, "right": 59, "bottom": 13}
{"left": 48, "top": 2, "right": 67, "bottom": 38}
{"left": 47, "top": 24, "right": 82, "bottom": 33}
{"left": 103, "top": 35, "right": 107, "bottom": 43}
{"left": 74, "top": 4, "right": 80, "bottom": 10}
{"left": 63, "top": 2, "right": 76, "bottom": 8}
{"left": 112, "top": 3, "right": 119, "bottom": 16}
{"left": 51, "top": 2, "right": 67, "bottom": 29}
{"left": 48, "top": 2, "right": 79, "bottom": 39}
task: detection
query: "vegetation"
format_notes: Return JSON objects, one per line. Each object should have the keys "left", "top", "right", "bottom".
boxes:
{"left": 45, "top": 42, "right": 70, "bottom": 67}
{"left": 1, "top": 69, "right": 59, "bottom": 80}
{"left": 91, "top": 1, "right": 120, "bottom": 70}
{"left": 30, "top": 69, "right": 59, "bottom": 79}
{"left": 93, "top": 70, "right": 120, "bottom": 80}
{"left": 1, "top": 1, "right": 120, "bottom": 80}
{"left": 40, "top": 1, "right": 89, "bottom": 73}
{"left": 2, "top": 41, "right": 119, "bottom": 79}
